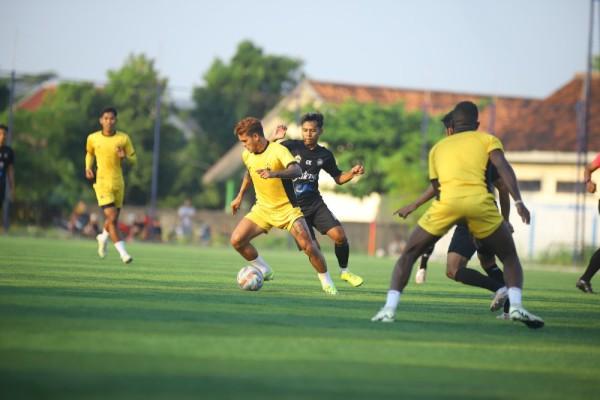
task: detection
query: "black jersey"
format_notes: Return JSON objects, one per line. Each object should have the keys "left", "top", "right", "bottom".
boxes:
{"left": 281, "top": 140, "right": 342, "bottom": 210}
{"left": 485, "top": 161, "right": 500, "bottom": 193}
{"left": 0, "top": 145, "right": 14, "bottom": 187}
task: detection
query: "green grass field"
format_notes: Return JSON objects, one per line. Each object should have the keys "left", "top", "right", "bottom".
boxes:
{"left": 1, "top": 236, "right": 599, "bottom": 399}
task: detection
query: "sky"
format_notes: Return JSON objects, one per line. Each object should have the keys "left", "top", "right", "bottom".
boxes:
{"left": 0, "top": 0, "right": 598, "bottom": 101}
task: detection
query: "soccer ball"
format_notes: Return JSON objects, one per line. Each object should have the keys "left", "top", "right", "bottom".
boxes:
{"left": 237, "top": 266, "right": 264, "bottom": 291}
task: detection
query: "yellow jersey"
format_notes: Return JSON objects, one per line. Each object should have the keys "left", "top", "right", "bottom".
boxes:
{"left": 428, "top": 130, "right": 503, "bottom": 200}
{"left": 85, "top": 130, "right": 137, "bottom": 187}
{"left": 243, "top": 142, "right": 298, "bottom": 209}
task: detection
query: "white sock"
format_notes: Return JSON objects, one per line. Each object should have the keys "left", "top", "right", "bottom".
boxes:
{"left": 250, "top": 255, "right": 272, "bottom": 276}
{"left": 318, "top": 271, "right": 334, "bottom": 287}
{"left": 496, "top": 286, "right": 507, "bottom": 294}
{"left": 384, "top": 290, "right": 401, "bottom": 310}
{"left": 508, "top": 287, "right": 522, "bottom": 307}
{"left": 339, "top": 267, "right": 348, "bottom": 274}
{"left": 99, "top": 229, "right": 109, "bottom": 240}
{"left": 114, "top": 241, "right": 129, "bottom": 257}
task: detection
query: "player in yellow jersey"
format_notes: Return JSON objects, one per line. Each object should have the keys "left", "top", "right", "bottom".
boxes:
{"left": 372, "top": 101, "right": 544, "bottom": 328}
{"left": 85, "top": 107, "right": 137, "bottom": 263}
{"left": 230, "top": 117, "right": 338, "bottom": 295}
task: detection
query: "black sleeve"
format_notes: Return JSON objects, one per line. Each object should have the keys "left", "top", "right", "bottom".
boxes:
{"left": 8, "top": 148, "right": 14, "bottom": 166}
{"left": 323, "top": 149, "right": 342, "bottom": 178}
{"left": 487, "top": 162, "right": 499, "bottom": 183}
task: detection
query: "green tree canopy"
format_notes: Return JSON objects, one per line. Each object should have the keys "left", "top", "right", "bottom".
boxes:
{"left": 192, "top": 40, "right": 303, "bottom": 162}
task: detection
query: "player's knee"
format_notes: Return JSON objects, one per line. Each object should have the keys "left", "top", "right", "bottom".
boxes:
{"left": 230, "top": 233, "right": 244, "bottom": 250}
{"left": 301, "top": 239, "right": 317, "bottom": 255}
{"left": 335, "top": 236, "right": 348, "bottom": 246}
{"left": 446, "top": 268, "right": 457, "bottom": 280}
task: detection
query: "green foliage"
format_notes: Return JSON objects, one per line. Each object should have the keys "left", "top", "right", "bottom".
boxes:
{"left": 594, "top": 54, "right": 600, "bottom": 71}
{"left": 192, "top": 40, "right": 303, "bottom": 162}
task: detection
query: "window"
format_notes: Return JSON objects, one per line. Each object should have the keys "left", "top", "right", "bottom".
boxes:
{"left": 518, "top": 180, "right": 541, "bottom": 192}
{"left": 556, "top": 181, "right": 582, "bottom": 193}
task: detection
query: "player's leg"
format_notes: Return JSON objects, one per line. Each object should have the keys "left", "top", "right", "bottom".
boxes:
{"left": 371, "top": 226, "right": 440, "bottom": 322}
{"left": 229, "top": 217, "right": 273, "bottom": 280}
{"left": 477, "top": 220, "right": 543, "bottom": 328}
{"left": 446, "top": 224, "right": 506, "bottom": 311}
{"left": 477, "top": 248, "right": 510, "bottom": 315}
{"left": 415, "top": 244, "right": 434, "bottom": 284}
{"left": 101, "top": 205, "right": 131, "bottom": 263}
{"left": 289, "top": 217, "right": 337, "bottom": 295}
{"left": 577, "top": 247, "right": 600, "bottom": 293}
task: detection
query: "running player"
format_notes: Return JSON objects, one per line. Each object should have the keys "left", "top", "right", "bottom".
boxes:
{"left": 269, "top": 112, "right": 365, "bottom": 287}
{"left": 85, "top": 107, "right": 136, "bottom": 263}
{"left": 372, "top": 101, "right": 544, "bottom": 328}
{"left": 576, "top": 152, "right": 600, "bottom": 293}
{"left": 229, "top": 117, "right": 338, "bottom": 295}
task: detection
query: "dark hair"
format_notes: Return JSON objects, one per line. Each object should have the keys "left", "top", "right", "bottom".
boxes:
{"left": 300, "top": 112, "right": 324, "bottom": 128}
{"left": 451, "top": 101, "right": 479, "bottom": 132}
{"left": 0, "top": 124, "right": 7, "bottom": 132}
{"left": 234, "top": 117, "right": 264, "bottom": 137}
{"left": 441, "top": 112, "right": 453, "bottom": 129}
{"left": 100, "top": 107, "right": 118, "bottom": 117}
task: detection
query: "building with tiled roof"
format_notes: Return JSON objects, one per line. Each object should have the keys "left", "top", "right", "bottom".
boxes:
{"left": 204, "top": 75, "right": 600, "bottom": 256}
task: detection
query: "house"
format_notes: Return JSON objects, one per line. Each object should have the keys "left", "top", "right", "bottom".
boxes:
{"left": 203, "top": 75, "right": 600, "bottom": 257}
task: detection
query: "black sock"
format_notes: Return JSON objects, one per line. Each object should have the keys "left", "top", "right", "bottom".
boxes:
{"left": 420, "top": 245, "right": 434, "bottom": 270}
{"left": 419, "top": 254, "right": 430, "bottom": 270}
{"left": 581, "top": 248, "right": 600, "bottom": 282}
{"left": 484, "top": 264, "right": 505, "bottom": 286}
{"left": 455, "top": 268, "right": 502, "bottom": 292}
{"left": 335, "top": 241, "right": 350, "bottom": 269}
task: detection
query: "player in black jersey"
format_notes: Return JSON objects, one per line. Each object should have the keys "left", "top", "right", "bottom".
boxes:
{"left": 0, "top": 124, "right": 15, "bottom": 218}
{"left": 271, "top": 112, "right": 365, "bottom": 287}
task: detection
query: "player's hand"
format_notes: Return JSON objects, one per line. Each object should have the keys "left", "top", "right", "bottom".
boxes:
{"left": 351, "top": 164, "right": 365, "bottom": 176}
{"left": 256, "top": 168, "right": 274, "bottom": 179}
{"left": 393, "top": 204, "right": 416, "bottom": 219}
{"left": 85, "top": 169, "right": 95, "bottom": 180}
{"left": 271, "top": 125, "right": 287, "bottom": 141}
{"left": 586, "top": 180, "right": 597, "bottom": 194}
{"left": 230, "top": 196, "right": 242, "bottom": 215}
{"left": 116, "top": 147, "right": 126, "bottom": 159}
{"left": 515, "top": 202, "right": 530, "bottom": 224}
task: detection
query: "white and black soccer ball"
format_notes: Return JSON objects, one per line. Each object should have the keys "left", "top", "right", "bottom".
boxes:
{"left": 237, "top": 266, "right": 264, "bottom": 291}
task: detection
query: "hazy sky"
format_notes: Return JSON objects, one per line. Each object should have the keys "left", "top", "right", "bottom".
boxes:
{"left": 1, "top": 0, "right": 597, "bottom": 100}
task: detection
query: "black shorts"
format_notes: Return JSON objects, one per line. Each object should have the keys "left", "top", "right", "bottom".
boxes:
{"left": 448, "top": 223, "right": 494, "bottom": 260}
{"left": 303, "top": 201, "right": 341, "bottom": 236}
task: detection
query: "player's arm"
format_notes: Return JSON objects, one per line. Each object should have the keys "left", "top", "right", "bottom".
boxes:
{"left": 231, "top": 171, "right": 253, "bottom": 215}
{"left": 489, "top": 149, "right": 530, "bottom": 224}
{"left": 118, "top": 136, "right": 137, "bottom": 166}
{"left": 393, "top": 184, "right": 436, "bottom": 218}
{"left": 584, "top": 156, "right": 600, "bottom": 194}
{"left": 257, "top": 163, "right": 302, "bottom": 179}
{"left": 493, "top": 178, "right": 511, "bottom": 222}
{"left": 85, "top": 136, "right": 95, "bottom": 180}
{"left": 334, "top": 164, "right": 365, "bottom": 185}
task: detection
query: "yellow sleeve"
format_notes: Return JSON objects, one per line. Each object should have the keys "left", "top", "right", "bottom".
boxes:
{"left": 85, "top": 135, "right": 95, "bottom": 170}
{"left": 428, "top": 146, "right": 438, "bottom": 180}
{"left": 124, "top": 135, "right": 137, "bottom": 166}
{"left": 275, "top": 143, "right": 297, "bottom": 168}
{"left": 487, "top": 134, "right": 504, "bottom": 153}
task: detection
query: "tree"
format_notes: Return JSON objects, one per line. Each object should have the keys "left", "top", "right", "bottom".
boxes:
{"left": 594, "top": 54, "right": 600, "bottom": 71}
{"left": 298, "top": 101, "right": 445, "bottom": 199}
{"left": 104, "top": 54, "right": 190, "bottom": 206}
{"left": 192, "top": 40, "right": 303, "bottom": 162}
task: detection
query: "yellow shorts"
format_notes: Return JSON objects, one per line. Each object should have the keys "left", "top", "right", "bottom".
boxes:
{"left": 245, "top": 203, "right": 304, "bottom": 232}
{"left": 93, "top": 183, "right": 125, "bottom": 208}
{"left": 418, "top": 193, "right": 503, "bottom": 239}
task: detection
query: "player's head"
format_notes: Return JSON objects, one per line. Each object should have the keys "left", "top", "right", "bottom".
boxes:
{"left": 451, "top": 101, "right": 479, "bottom": 133}
{"left": 234, "top": 117, "right": 265, "bottom": 153}
{"left": 441, "top": 112, "right": 454, "bottom": 136}
{"left": 300, "top": 112, "right": 324, "bottom": 148}
{"left": 0, "top": 124, "right": 7, "bottom": 145}
{"left": 99, "top": 107, "right": 118, "bottom": 132}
